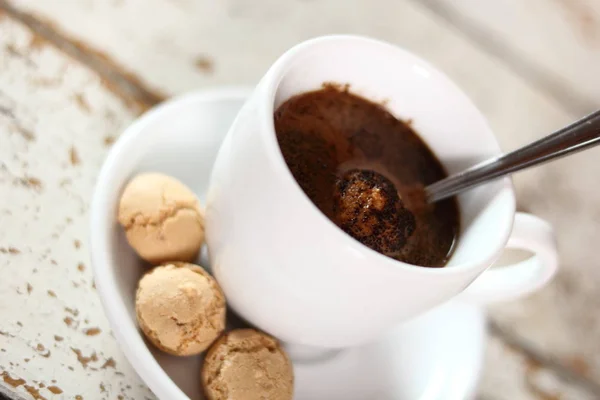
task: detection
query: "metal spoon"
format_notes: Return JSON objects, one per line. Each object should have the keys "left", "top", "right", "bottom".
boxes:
{"left": 425, "top": 110, "right": 600, "bottom": 203}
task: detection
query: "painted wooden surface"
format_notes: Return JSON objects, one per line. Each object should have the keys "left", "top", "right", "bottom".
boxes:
{"left": 1, "top": 0, "right": 600, "bottom": 399}
{"left": 0, "top": 12, "right": 153, "bottom": 400}
{"left": 431, "top": 0, "right": 600, "bottom": 115}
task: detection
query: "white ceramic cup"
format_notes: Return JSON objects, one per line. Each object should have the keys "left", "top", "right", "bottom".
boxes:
{"left": 206, "top": 35, "right": 558, "bottom": 349}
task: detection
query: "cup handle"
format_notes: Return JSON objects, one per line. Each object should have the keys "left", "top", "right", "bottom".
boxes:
{"left": 459, "top": 212, "right": 558, "bottom": 303}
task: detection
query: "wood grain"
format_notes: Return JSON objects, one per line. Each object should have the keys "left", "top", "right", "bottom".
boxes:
{"left": 0, "top": 15, "right": 153, "bottom": 400}
{"left": 482, "top": 335, "right": 598, "bottom": 400}
{"left": 1, "top": 0, "right": 600, "bottom": 399}
{"left": 428, "top": 0, "right": 600, "bottom": 115}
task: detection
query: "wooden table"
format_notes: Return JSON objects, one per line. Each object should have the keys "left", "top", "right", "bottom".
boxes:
{"left": 1, "top": 1, "right": 600, "bottom": 399}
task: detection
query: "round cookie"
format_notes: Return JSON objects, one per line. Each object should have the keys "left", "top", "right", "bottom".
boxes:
{"left": 136, "top": 262, "right": 226, "bottom": 356}
{"left": 202, "top": 329, "right": 294, "bottom": 400}
{"left": 118, "top": 172, "right": 204, "bottom": 264}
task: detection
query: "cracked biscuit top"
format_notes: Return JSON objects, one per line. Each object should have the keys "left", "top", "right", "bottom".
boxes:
{"left": 202, "top": 329, "right": 294, "bottom": 400}
{"left": 118, "top": 172, "right": 205, "bottom": 264}
{"left": 135, "top": 262, "right": 226, "bottom": 356}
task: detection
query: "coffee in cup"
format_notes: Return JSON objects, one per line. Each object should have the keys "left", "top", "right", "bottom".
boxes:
{"left": 274, "top": 84, "right": 460, "bottom": 267}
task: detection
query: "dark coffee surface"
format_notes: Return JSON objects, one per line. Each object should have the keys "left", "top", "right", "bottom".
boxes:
{"left": 274, "top": 85, "right": 459, "bottom": 267}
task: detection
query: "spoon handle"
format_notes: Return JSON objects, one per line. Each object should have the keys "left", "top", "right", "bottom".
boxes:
{"left": 426, "top": 110, "right": 600, "bottom": 203}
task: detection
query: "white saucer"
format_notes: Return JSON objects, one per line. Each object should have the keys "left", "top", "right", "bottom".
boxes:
{"left": 91, "top": 87, "right": 486, "bottom": 400}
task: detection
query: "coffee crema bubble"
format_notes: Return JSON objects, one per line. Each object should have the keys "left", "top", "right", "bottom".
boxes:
{"left": 333, "top": 169, "right": 416, "bottom": 258}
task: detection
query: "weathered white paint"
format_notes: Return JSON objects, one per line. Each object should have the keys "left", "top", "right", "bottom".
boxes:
{"left": 0, "top": 16, "right": 153, "bottom": 400}
{"left": 435, "top": 0, "right": 600, "bottom": 112}
{"left": 1, "top": 0, "right": 600, "bottom": 399}
{"left": 481, "top": 336, "right": 597, "bottom": 400}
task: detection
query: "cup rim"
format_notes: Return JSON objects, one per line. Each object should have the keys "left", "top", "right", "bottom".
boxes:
{"left": 257, "top": 34, "right": 516, "bottom": 275}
